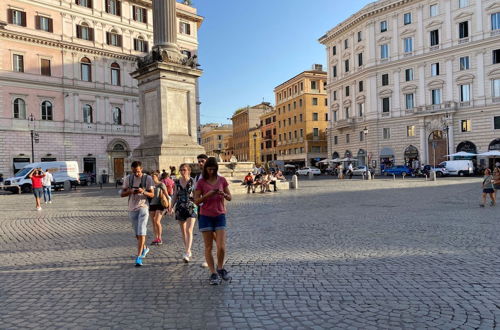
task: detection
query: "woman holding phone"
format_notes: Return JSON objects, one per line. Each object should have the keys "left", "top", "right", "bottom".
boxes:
{"left": 194, "top": 157, "right": 232, "bottom": 285}
{"left": 28, "top": 168, "right": 45, "bottom": 211}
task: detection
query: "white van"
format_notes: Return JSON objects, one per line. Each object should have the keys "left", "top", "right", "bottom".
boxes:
{"left": 4, "top": 161, "right": 79, "bottom": 193}
{"left": 439, "top": 160, "right": 474, "bottom": 176}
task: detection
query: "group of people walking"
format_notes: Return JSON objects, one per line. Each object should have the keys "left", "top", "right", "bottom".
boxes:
{"left": 481, "top": 165, "right": 500, "bottom": 207}
{"left": 120, "top": 154, "right": 232, "bottom": 285}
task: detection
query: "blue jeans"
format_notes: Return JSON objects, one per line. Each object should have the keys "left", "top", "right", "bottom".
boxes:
{"left": 43, "top": 186, "right": 52, "bottom": 202}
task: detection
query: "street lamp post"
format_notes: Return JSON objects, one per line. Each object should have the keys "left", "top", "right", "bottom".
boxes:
{"left": 253, "top": 132, "right": 257, "bottom": 165}
{"left": 28, "top": 113, "right": 36, "bottom": 162}
{"left": 363, "top": 126, "right": 370, "bottom": 180}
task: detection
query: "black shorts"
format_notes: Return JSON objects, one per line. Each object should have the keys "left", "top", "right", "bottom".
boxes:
{"left": 149, "top": 204, "right": 165, "bottom": 211}
{"left": 483, "top": 188, "right": 494, "bottom": 194}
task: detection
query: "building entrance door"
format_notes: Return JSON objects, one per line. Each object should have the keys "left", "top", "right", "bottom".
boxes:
{"left": 114, "top": 158, "right": 124, "bottom": 181}
{"left": 428, "top": 130, "right": 447, "bottom": 167}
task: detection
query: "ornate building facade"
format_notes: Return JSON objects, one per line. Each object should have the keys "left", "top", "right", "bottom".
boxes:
{"left": 320, "top": 0, "right": 500, "bottom": 170}
{"left": 0, "top": 0, "right": 202, "bottom": 179}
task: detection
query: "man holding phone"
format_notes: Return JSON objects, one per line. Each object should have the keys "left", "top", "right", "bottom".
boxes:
{"left": 121, "top": 161, "right": 154, "bottom": 267}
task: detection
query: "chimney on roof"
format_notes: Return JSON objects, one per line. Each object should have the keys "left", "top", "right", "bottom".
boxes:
{"left": 312, "top": 64, "right": 323, "bottom": 71}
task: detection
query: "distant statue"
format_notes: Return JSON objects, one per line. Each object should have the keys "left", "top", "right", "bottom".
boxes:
{"left": 184, "top": 54, "right": 199, "bottom": 69}
{"left": 182, "top": 0, "right": 193, "bottom": 5}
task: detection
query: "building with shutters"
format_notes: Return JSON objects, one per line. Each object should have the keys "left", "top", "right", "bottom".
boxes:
{"left": 200, "top": 123, "right": 233, "bottom": 159}
{"left": 319, "top": 0, "right": 500, "bottom": 171}
{"left": 0, "top": 0, "right": 202, "bottom": 180}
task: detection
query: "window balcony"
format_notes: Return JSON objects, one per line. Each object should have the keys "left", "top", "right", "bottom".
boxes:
{"left": 459, "top": 100, "right": 472, "bottom": 108}
{"left": 490, "top": 30, "right": 500, "bottom": 37}
{"left": 458, "top": 37, "right": 470, "bottom": 44}
{"left": 430, "top": 45, "right": 440, "bottom": 51}
{"left": 332, "top": 118, "right": 355, "bottom": 129}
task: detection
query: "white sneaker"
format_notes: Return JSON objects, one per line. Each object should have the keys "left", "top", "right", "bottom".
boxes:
{"left": 44, "top": 201, "right": 47, "bottom": 204}
{"left": 201, "top": 261, "right": 208, "bottom": 268}
{"left": 182, "top": 253, "right": 190, "bottom": 263}
{"left": 48, "top": 201, "right": 52, "bottom": 204}
{"left": 36, "top": 207, "right": 42, "bottom": 211}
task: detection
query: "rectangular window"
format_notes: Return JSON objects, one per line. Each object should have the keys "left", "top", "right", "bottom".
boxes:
{"left": 360, "top": 131, "right": 364, "bottom": 142}
{"left": 358, "top": 103, "right": 364, "bottom": 116}
{"left": 105, "top": 0, "right": 121, "bottom": 16}
{"left": 404, "top": 37, "right": 413, "bottom": 53}
{"left": 383, "top": 128, "right": 391, "bottom": 139}
{"left": 41, "top": 59, "right": 51, "bottom": 76}
{"left": 333, "top": 111, "right": 337, "bottom": 121}
{"left": 13, "top": 54, "right": 24, "bottom": 72}
{"left": 405, "top": 93, "right": 414, "bottom": 110}
{"left": 382, "top": 73, "right": 389, "bottom": 86}
{"left": 313, "top": 128, "right": 319, "bottom": 137}
{"left": 380, "top": 20, "right": 388, "bottom": 32}
{"left": 431, "top": 63, "right": 440, "bottom": 76}
{"left": 180, "top": 22, "right": 191, "bottom": 35}
{"left": 344, "top": 39, "right": 348, "bottom": 49}
{"left": 333, "top": 91, "right": 337, "bottom": 101}
{"left": 459, "top": 21, "right": 469, "bottom": 38}
{"left": 459, "top": 0, "right": 469, "bottom": 8}
{"left": 81, "top": 63, "right": 91, "bottom": 81}
{"left": 346, "top": 134, "right": 350, "bottom": 143}
{"left": 430, "top": 4, "right": 439, "bottom": 17}
{"left": 357, "top": 31, "right": 362, "bottom": 42}
{"left": 325, "top": 98, "right": 328, "bottom": 106}
{"left": 332, "top": 46, "right": 337, "bottom": 55}
{"left": 311, "top": 81, "right": 317, "bottom": 90}
{"left": 492, "top": 13, "right": 500, "bottom": 30}
{"left": 334, "top": 136, "right": 338, "bottom": 145}
{"left": 345, "top": 86, "right": 350, "bottom": 96}
{"left": 345, "top": 107, "right": 350, "bottom": 118}
{"left": 8, "top": 9, "right": 26, "bottom": 26}
{"left": 76, "top": 25, "right": 94, "bottom": 41}
{"left": 299, "top": 99, "right": 303, "bottom": 107}
{"left": 312, "top": 113, "right": 318, "bottom": 121}
{"left": 325, "top": 113, "right": 329, "bottom": 121}
{"left": 312, "top": 98, "right": 318, "bottom": 106}
{"left": 405, "top": 68, "right": 414, "bottom": 81}
{"left": 460, "top": 84, "right": 470, "bottom": 102}
{"left": 359, "top": 81, "right": 364, "bottom": 92}
{"left": 404, "top": 12, "right": 412, "bottom": 25}
{"left": 358, "top": 53, "right": 363, "bottom": 66}
{"left": 407, "top": 125, "right": 415, "bottom": 137}
{"left": 111, "top": 68, "right": 120, "bottom": 86}
{"left": 461, "top": 119, "right": 471, "bottom": 132}
{"left": 76, "top": 0, "right": 92, "bottom": 8}
{"left": 493, "top": 49, "right": 500, "bottom": 64}
{"left": 107, "top": 32, "right": 122, "bottom": 47}
{"left": 431, "top": 89, "right": 441, "bottom": 104}
{"left": 382, "top": 98, "right": 390, "bottom": 112}
{"left": 345, "top": 59, "right": 349, "bottom": 72}
{"left": 459, "top": 56, "right": 470, "bottom": 70}
{"left": 493, "top": 79, "right": 500, "bottom": 97}
{"left": 332, "top": 65, "right": 337, "bottom": 77}
{"left": 430, "top": 30, "right": 439, "bottom": 46}
{"left": 494, "top": 116, "right": 500, "bottom": 129}
{"left": 133, "top": 6, "right": 147, "bottom": 23}
{"left": 381, "top": 44, "right": 389, "bottom": 59}
{"left": 36, "top": 16, "right": 53, "bottom": 32}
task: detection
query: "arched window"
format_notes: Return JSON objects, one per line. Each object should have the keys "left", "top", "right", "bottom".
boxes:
{"left": 112, "top": 107, "right": 122, "bottom": 125}
{"left": 13, "top": 98, "right": 27, "bottom": 119}
{"left": 81, "top": 57, "right": 91, "bottom": 82}
{"left": 113, "top": 143, "right": 125, "bottom": 151}
{"left": 110, "top": 62, "right": 120, "bottom": 86}
{"left": 41, "top": 101, "right": 53, "bottom": 121}
{"left": 80, "top": 22, "right": 91, "bottom": 40}
{"left": 83, "top": 104, "right": 93, "bottom": 123}
{"left": 107, "top": 29, "right": 122, "bottom": 47}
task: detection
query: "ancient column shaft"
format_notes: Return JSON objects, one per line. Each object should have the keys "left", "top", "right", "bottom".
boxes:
{"left": 153, "top": 0, "right": 179, "bottom": 51}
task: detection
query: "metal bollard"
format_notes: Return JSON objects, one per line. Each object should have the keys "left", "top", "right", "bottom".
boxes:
{"left": 291, "top": 174, "right": 299, "bottom": 189}
{"left": 402, "top": 173, "right": 406, "bottom": 180}
{"left": 392, "top": 174, "right": 396, "bottom": 181}
{"left": 430, "top": 171, "right": 437, "bottom": 181}
{"left": 308, "top": 171, "right": 314, "bottom": 180}
{"left": 367, "top": 171, "right": 372, "bottom": 180}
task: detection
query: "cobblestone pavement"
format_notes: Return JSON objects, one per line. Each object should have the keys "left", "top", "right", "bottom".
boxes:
{"left": 0, "top": 177, "right": 499, "bottom": 329}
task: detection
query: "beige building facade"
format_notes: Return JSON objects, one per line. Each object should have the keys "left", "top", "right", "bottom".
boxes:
{"left": 320, "top": 0, "right": 500, "bottom": 171}
{"left": 200, "top": 123, "right": 232, "bottom": 158}
{"left": 274, "top": 66, "right": 329, "bottom": 167}
{"left": 230, "top": 102, "right": 273, "bottom": 162}
{"left": 259, "top": 109, "right": 277, "bottom": 164}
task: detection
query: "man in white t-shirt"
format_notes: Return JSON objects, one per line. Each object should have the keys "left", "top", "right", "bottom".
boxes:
{"left": 42, "top": 170, "right": 54, "bottom": 204}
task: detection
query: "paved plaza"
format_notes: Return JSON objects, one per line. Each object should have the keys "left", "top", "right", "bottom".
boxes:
{"left": 0, "top": 177, "right": 499, "bottom": 329}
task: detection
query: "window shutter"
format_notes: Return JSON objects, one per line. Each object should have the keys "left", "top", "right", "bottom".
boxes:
{"left": 143, "top": 8, "right": 147, "bottom": 24}
{"left": 89, "top": 27, "right": 94, "bottom": 41}
{"left": 88, "top": 0, "right": 93, "bottom": 8}
{"left": 117, "top": 1, "right": 121, "bottom": 16}
{"left": 35, "top": 15, "right": 40, "bottom": 30}
{"left": 76, "top": 25, "right": 82, "bottom": 38}
{"left": 144, "top": 41, "right": 149, "bottom": 53}
{"left": 21, "top": 11, "right": 27, "bottom": 27}
{"left": 7, "top": 9, "right": 13, "bottom": 24}
{"left": 48, "top": 18, "right": 53, "bottom": 32}
{"left": 133, "top": 38, "right": 138, "bottom": 51}
{"left": 75, "top": 0, "right": 80, "bottom": 5}
{"left": 117, "top": 34, "right": 122, "bottom": 47}
{"left": 132, "top": 6, "right": 136, "bottom": 20}
{"left": 106, "top": 31, "right": 110, "bottom": 45}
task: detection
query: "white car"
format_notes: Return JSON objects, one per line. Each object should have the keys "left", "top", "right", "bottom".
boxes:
{"left": 296, "top": 167, "right": 321, "bottom": 176}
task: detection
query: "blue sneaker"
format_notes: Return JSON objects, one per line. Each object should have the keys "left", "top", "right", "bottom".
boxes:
{"left": 141, "top": 246, "right": 150, "bottom": 258}
{"left": 135, "top": 256, "right": 143, "bottom": 267}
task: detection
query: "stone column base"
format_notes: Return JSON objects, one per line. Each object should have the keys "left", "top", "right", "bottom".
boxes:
{"left": 133, "top": 144, "right": 205, "bottom": 172}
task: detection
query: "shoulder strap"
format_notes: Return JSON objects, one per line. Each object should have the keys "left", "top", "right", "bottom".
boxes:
{"left": 128, "top": 174, "right": 133, "bottom": 188}
{"left": 140, "top": 174, "right": 148, "bottom": 188}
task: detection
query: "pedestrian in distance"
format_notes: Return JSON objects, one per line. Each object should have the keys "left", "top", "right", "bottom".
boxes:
{"left": 492, "top": 167, "right": 500, "bottom": 202}
{"left": 120, "top": 161, "right": 155, "bottom": 267}
{"left": 194, "top": 157, "right": 232, "bottom": 285}
{"left": 480, "top": 168, "right": 496, "bottom": 207}
{"left": 348, "top": 163, "right": 354, "bottom": 179}
{"left": 42, "top": 170, "right": 54, "bottom": 204}
{"left": 149, "top": 171, "right": 170, "bottom": 245}
{"left": 172, "top": 163, "right": 198, "bottom": 262}
{"left": 28, "top": 168, "right": 45, "bottom": 211}
{"left": 243, "top": 172, "right": 254, "bottom": 194}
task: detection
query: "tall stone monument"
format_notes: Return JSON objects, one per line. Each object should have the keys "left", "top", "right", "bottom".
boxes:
{"left": 131, "top": 0, "right": 204, "bottom": 171}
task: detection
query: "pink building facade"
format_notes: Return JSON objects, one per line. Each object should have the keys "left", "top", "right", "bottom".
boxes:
{"left": 0, "top": 0, "right": 202, "bottom": 180}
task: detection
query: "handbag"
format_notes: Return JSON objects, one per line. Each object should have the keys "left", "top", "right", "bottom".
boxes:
{"left": 159, "top": 187, "right": 170, "bottom": 208}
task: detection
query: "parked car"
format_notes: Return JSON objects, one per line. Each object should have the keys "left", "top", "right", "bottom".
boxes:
{"left": 418, "top": 164, "right": 448, "bottom": 177}
{"left": 296, "top": 167, "right": 321, "bottom": 176}
{"left": 382, "top": 165, "right": 413, "bottom": 176}
{"left": 352, "top": 166, "right": 375, "bottom": 176}
{"left": 439, "top": 160, "right": 474, "bottom": 176}
{"left": 78, "top": 173, "right": 90, "bottom": 186}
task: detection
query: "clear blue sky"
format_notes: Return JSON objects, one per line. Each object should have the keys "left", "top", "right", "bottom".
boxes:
{"left": 194, "top": 0, "right": 373, "bottom": 125}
